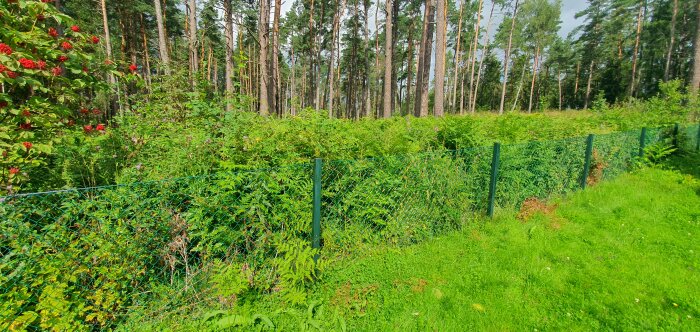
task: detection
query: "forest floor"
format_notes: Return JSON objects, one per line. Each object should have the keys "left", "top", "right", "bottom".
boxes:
{"left": 127, "top": 154, "right": 700, "bottom": 331}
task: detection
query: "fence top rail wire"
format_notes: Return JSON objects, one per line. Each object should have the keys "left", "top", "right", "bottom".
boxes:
{"left": 0, "top": 124, "right": 689, "bottom": 201}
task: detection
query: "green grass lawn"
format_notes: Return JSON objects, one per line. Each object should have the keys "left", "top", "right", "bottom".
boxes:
{"left": 124, "top": 163, "right": 700, "bottom": 331}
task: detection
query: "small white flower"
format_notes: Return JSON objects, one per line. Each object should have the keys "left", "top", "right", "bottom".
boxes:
{"left": 635, "top": 298, "right": 640, "bottom": 303}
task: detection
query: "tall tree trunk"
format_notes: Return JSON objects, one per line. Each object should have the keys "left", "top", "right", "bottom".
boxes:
{"left": 511, "top": 61, "right": 526, "bottom": 112}
{"left": 383, "top": 0, "right": 394, "bottom": 118}
{"left": 238, "top": 22, "right": 245, "bottom": 95}
{"left": 467, "top": 0, "right": 484, "bottom": 113}
{"left": 214, "top": 58, "right": 218, "bottom": 92}
{"left": 259, "top": 0, "right": 270, "bottom": 115}
{"left": 207, "top": 43, "right": 213, "bottom": 82}
{"left": 390, "top": 0, "right": 399, "bottom": 113}
{"left": 692, "top": 0, "right": 700, "bottom": 92}
{"left": 413, "top": 0, "right": 429, "bottom": 117}
{"left": 584, "top": 60, "right": 595, "bottom": 109}
{"left": 629, "top": 4, "right": 643, "bottom": 96}
{"left": 272, "top": 0, "right": 281, "bottom": 115}
{"left": 362, "top": 0, "right": 371, "bottom": 118}
{"left": 200, "top": 29, "right": 207, "bottom": 70}
{"left": 187, "top": 0, "right": 198, "bottom": 88}
{"left": 316, "top": 0, "right": 327, "bottom": 111}
{"left": 459, "top": 59, "right": 467, "bottom": 114}
{"left": 291, "top": 39, "right": 297, "bottom": 115}
{"left": 574, "top": 61, "right": 580, "bottom": 96}
{"left": 328, "top": 0, "right": 347, "bottom": 117}
{"left": 140, "top": 14, "right": 152, "bottom": 87}
{"left": 308, "top": 0, "right": 316, "bottom": 108}
{"left": 558, "top": 68, "right": 562, "bottom": 111}
{"left": 405, "top": 20, "right": 415, "bottom": 114}
{"left": 451, "top": 0, "right": 464, "bottom": 112}
{"left": 665, "top": 0, "right": 678, "bottom": 81}
{"left": 373, "top": 2, "right": 380, "bottom": 117}
{"left": 414, "top": 0, "right": 435, "bottom": 117}
{"left": 100, "top": 0, "right": 114, "bottom": 84}
{"left": 434, "top": 0, "right": 446, "bottom": 116}
{"left": 224, "top": 0, "right": 234, "bottom": 112}
{"left": 498, "top": 0, "right": 519, "bottom": 115}
{"left": 461, "top": 33, "right": 474, "bottom": 115}
{"left": 527, "top": 45, "right": 540, "bottom": 113}
{"left": 471, "top": 1, "right": 495, "bottom": 113}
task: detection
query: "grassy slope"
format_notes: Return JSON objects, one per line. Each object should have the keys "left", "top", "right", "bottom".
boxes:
{"left": 126, "top": 164, "right": 700, "bottom": 331}
{"left": 307, "top": 166, "right": 700, "bottom": 331}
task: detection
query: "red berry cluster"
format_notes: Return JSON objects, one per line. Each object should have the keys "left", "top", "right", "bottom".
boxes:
{"left": 19, "top": 58, "right": 36, "bottom": 69}
{"left": 83, "top": 123, "right": 106, "bottom": 133}
{"left": 0, "top": 43, "right": 12, "bottom": 55}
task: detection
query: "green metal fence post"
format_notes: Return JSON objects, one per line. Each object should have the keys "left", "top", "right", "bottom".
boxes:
{"left": 639, "top": 127, "right": 647, "bottom": 158}
{"left": 487, "top": 142, "right": 501, "bottom": 218}
{"left": 312, "top": 158, "right": 322, "bottom": 262}
{"left": 696, "top": 124, "right": 700, "bottom": 151}
{"left": 581, "top": 134, "right": 594, "bottom": 189}
{"left": 673, "top": 123, "right": 679, "bottom": 149}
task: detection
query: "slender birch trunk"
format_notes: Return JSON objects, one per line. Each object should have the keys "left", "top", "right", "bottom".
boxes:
{"left": 224, "top": 0, "right": 234, "bottom": 112}
{"left": 187, "top": 0, "right": 198, "bottom": 88}
{"left": 100, "top": 0, "right": 114, "bottom": 83}
{"left": 383, "top": 0, "right": 394, "bottom": 118}
{"left": 328, "top": 0, "right": 347, "bottom": 117}
{"left": 471, "top": 1, "right": 495, "bottom": 113}
{"left": 451, "top": 0, "right": 464, "bottom": 112}
{"left": 433, "top": 0, "right": 446, "bottom": 116}
{"left": 259, "top": 0, "right": 270, "bottom": 115}
{"left": 664, "top": 0, "right": 678, "bottom": 81}
{"left": 584, "top": 60, "right": 595, "bottom": 109}
{"left": 498, "top": 0, "right": 519, "bottom": 115}
{"left": 467, "top": 0, "right": 484, "bottom": 113}
{"left": 272, "top": 0, "right": 281, "bottom": 115}
{"left": 527, "top": 45, "right": 540, "bottom": 113}
{"left": 629, "top": 4, "right": 643, "bottom": 96}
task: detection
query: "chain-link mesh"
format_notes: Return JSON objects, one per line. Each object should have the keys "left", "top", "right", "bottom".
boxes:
{"left": 681, "top": 124, "right": 700, "bottom": 151}
{"left": 321, "top": 147, "right": 492, "bottom": 252}
{"left": 498, "top": 137, "right": 587, "bottom": 208}
{"left": 594, "top": 129, "right": 643, "bottom": 181}
{"left": 0, "top": 124, "right": 695, "bottom": 330}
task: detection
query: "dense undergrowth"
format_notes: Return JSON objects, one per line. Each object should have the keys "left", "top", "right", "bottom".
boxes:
{"left": 16, "top": 80, "right": 696, "bottom": 193}
{"left": 1, "top": 82, "right": 698, "bottom": 330}
{"left": 1, "top": 119, "right": 693, "bottom": 331}
{"left": 120, "top": 157, "right": 700, "bottom": 331}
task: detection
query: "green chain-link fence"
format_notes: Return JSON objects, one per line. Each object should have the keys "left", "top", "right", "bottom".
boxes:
{"left": 1, "top": 124, "right": 697, "bottom": 330}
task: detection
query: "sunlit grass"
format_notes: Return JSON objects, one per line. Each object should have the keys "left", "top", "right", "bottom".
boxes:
{"left": 311, "top": 166, "right": 699, "bottom": 330}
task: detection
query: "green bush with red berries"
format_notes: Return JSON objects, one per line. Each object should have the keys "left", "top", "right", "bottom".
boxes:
{"left": 0, "top": 0, "right": 112, "bottom": 195}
